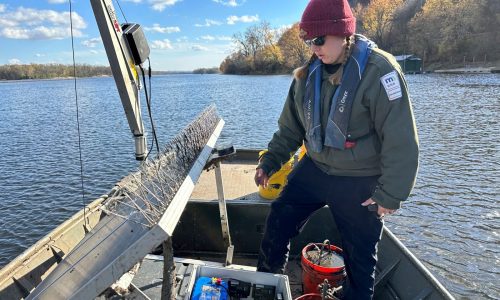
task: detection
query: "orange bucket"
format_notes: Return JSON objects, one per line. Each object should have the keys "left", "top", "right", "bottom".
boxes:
{"left": 301, "top": 243, "right": 346, "bottom": 294}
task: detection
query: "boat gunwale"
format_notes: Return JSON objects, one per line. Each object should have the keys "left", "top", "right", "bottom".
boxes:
{"left": 0, "top": 195, "right": 107, "bottom": 287}
{"left": 380, "top": 226, "right": 455, "bottom": 299}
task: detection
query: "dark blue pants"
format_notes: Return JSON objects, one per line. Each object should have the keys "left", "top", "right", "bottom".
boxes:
{"left": 257, "top": 156, "right": 383, "bottom": 300}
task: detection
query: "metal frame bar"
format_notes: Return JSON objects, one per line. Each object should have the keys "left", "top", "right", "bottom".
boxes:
{"left": 26, "top": 120, "right": 224, "bottom": 300}
{"left": 214, "top": 161, "right": 234, "bottom": 265}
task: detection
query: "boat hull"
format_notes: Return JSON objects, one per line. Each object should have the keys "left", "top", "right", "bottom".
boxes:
{"left": 0, "top": 149, "right": 454, "bottom": 300}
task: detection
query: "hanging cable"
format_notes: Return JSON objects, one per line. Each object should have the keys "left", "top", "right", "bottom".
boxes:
{"left": 69, "top": 0, "right": 88, "bottom": 229}
{"left": 147, "top": 59, "right": 155, "bottom": 154}
{"left": 140, "top": 63, "right": 160, "bottom": 158}
{"left": 143, "top": 58, "right": 155, "bottom": 160}
{"left": 114, "top": 0, "right": 128, "bottom": 23}
{"left": 148, "top": 58, "right": 152, "bottom": 107}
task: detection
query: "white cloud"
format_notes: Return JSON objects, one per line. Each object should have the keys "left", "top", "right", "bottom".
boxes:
{"left": 149, "top": 0, "right": 181, "bottom": 12}
{"left": 201, "top": 35, "right": 215, "bottom": 41}
{"left": 0, "top": 4, "right": 5, "bottom": 13}
{"left": 212, "top": 0, "right": 242, "bottom": 7}
{"left": 226, "top": 15, "right": 259, "bottom": 25}
{"left": 90, "top": 50, "right": 99, "bottom": 54}
{"left": 151, "top": 39, "right": 173, "bottom": 49}
{"left": 176, "top": 36, "right": 188, "bottom": 42}
{"left": 0, "top": 7, "right": 86, "bottom": 39}
{"left": 35, "top": 53, "right": 45, "bottom": 57}
{"left": 217, "top": 36, "right": 232, "bottom": 41}
{"left": 194, "top": 19, "right": 223, "bottom": 27}
{"left": 8, "top": 58, "right": 22, "bottom": 65}
{"left": 0, "top": 18, "right": 16, "bottom": 27}
{"left": 123, "top": 0, "right": 143, "bottom": 2}
{"left": 9, "top": 8, "right": 85, "bottom": 28}
{"left": 48, "top": 0, "right": 67, "bottom": 3}
{"left": 82, "top": 37, "right": 102, "bottom": 48}
{"left": 144, "top": 24, "right": 180, "bottom": 34}
{"left": 1, "top": 26, "right": 83, "bottom": 39}
{"left": 191, "top": 45, "right": 209, "bottom": 51}
{"left": 197, "top": 35, "right": 231, "bottom": 42}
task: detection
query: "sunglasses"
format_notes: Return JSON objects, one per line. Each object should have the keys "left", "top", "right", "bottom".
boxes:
{"left": 305, "top": 36, "right": 326, "bottom": 47}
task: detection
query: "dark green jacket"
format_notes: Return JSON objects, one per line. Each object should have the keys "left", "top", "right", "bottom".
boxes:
{"left": 259, "top": 48, "right": 419, "bottom": 209}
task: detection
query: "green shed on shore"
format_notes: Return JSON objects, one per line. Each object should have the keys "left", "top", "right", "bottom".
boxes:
{"left": 395, "top": 54, "right": 422, "bottom": 74}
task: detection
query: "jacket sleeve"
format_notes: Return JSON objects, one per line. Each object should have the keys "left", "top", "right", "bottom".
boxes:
{"left": 258, "top": 79, "right": 306, "bottom": 175}
{"left": 370, "top": 69, "right": 419, "bottom": 209}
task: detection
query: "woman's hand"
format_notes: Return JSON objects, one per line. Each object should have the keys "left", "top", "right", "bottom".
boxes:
{"left": 361, "top": 198, "right": 397, "bottom": 219}
{"left": 254, "top": 168, "right": 270, "bottom": 188}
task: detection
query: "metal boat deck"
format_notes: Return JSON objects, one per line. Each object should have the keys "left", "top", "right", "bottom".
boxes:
{"left": 191, "top": 150, "right": 262, "bottom": 202}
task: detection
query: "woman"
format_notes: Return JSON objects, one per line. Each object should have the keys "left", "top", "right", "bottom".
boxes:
{"left": 254, "top": 0, "right": 419, "bottom": 299}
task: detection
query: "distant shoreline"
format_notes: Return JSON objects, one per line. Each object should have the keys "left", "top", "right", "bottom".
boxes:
{"left": 0, "top": 63, "right": 212, "bottom": 81}
{"left": 1, "top": 69, "right": 498, "bottom": 83}
{"left": 0, "top": 75, "right": 111, "bottom": 83}
{"left": 0, "top": 72, "right": 199, "bottom": 82}
{"left": 434, "top": 67, "right": 500, "bottom": 74}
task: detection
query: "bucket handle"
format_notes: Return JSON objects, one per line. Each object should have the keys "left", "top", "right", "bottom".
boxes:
{"left": 303, "top": 241, "right": 332, "bottom": 267}
{"left": 316, "top": 240, "right": 331, "bottom": 266}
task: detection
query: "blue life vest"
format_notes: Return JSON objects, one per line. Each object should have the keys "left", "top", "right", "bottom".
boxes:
{"left": 303, "top": 35, "right": 377, "bottom": 152}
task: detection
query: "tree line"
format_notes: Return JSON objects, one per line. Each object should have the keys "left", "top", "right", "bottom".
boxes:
{"left": 0, "top": 64, "right": 112, "bottom": 80}
{"left": 192, "top": 67, "right": 220, "bottom": 74}
{"left": 220, "top": 0, "right": 500, "bottom": 74}
{"left": 0, "top": 64, "right": 196, "bottom": 80}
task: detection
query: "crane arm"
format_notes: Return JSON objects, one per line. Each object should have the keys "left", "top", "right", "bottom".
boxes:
{"left": 90, "top": 0, "right": 147, "bottom": 160}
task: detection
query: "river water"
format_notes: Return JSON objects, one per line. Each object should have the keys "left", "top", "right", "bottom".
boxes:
{"left": 0, "top": 73, "right": 498, "bottom": 299}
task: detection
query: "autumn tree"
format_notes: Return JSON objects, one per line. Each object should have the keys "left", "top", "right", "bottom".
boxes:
{"left": 223, "top": 21, "right": 286, "bottom": 74}
{"left": 232, "top": 22, "right": 277, "bottom": 62}
{"left": 254, "top": 22, "right": 283, "bottom": 71}
{"left": 359, "top": 0, "right": 403, "bottom": 49}
{"left": 385, "top": 0, "right": 425, "bottom": 54}
{"left": 220, "top": 52, "right": 253, "bottom": 74}
{"left": 277, "top": 23, "right": 311, "bottom": 70}
{"left": 409, "top": 0, "right": 500, "bottom": 63}
{"left": 255, "top": 45, "right": 284, "bottom": 73}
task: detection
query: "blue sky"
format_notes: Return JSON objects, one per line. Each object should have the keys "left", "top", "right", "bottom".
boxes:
{"left": 0, "top": 0, "right": 309, "bottom": 71}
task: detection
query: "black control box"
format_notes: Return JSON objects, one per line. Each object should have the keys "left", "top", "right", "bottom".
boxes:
{"left": 228, "top": 279, "right": 251, "bottom": 298}
{"left": 121, "top": 23, "right": 150, "bottom": 65}
{"left": 252, "top": 284, "right": 276, "bottom": 300}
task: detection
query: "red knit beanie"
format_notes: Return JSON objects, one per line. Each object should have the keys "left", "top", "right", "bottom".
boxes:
{"left": 299, "top": 0, "right": 356, "bottom": 40}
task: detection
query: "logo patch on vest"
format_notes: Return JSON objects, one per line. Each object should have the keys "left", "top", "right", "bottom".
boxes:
{"left": 380, "top": 71, "right": 402, "bottom": 101}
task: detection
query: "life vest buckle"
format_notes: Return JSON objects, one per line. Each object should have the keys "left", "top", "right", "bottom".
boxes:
{"left": 345, "top": 141, "right": 356, "bottom": 149}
